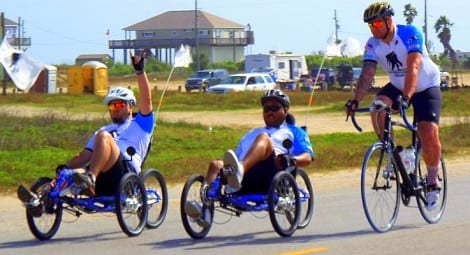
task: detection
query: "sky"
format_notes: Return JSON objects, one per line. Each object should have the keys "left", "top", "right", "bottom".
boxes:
{"left": 2, "top": 0, "right": 469, "bottom": 65}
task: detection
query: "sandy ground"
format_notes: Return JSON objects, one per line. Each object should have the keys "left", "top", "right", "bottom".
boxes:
{"left": 1, "top": 75, "right": 469, "bottom": 135}
{"left": 0, "top": 104, "right": 467, "bottom": 136}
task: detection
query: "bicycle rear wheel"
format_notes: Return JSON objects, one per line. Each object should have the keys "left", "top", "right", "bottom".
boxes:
{"left": 361, "top": 142, "right": 400, "bottom": 233}
{"left": 416, "top": 156, "right": 447, "bottom": 224}
{"left": 295, "top": 168, "right": 314, "bottom": 229}
{"left": 141, "top": 169, "right": 168, "bottom": 229}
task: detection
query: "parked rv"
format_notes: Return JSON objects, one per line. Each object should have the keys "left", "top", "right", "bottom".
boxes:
{"left": 244, "top": 52, "right": 308, "bottom": 88}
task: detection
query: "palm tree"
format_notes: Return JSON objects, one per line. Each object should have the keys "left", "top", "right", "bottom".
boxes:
{"left": 434, "top": 16, "right": 458, "bottom": 68}
{"left": 403, "top": 4, "right": 418, "bottom": 24}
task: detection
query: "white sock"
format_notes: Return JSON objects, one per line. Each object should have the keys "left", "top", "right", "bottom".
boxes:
{"left": 427, "top": 165, "right": 439, "bottom": 186}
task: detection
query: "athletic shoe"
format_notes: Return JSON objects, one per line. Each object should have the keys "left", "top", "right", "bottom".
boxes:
{"left": 223, "top": 150, "right": 243, "bottom": 191}
{"left": 72, "top": 172, "right": 95, "bottom": 197}
{"left": 184, "top": 200, "right": 211, "bottom": 228}
{"left": 426, "top": 185, "right": 441, "bottom": 211}
{"left": 17, "top": 185, "right": 44, "bottom": 217}
{"left": 17, "top": 185, "right": 38, "bottom": 206}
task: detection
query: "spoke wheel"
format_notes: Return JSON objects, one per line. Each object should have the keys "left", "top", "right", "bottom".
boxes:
{"left": 361, "top": 143, "right": 400, "bottom": 233}
{"left": 180, "top": 174, "right": 214, "bottom": 239}
{"left": 295, "top": 168, "right": 314, "bottom": 229}
{"left": 141, "top": 169, "right": 168, "bottom": 229}
{"left": 268, "top": 171, "right": 300, "bottom": 237}
{"left": 116, "top": 173, "right": 148, "bottom": 237}
{"left": 26, "top": 177, "right": 63, "bottom": 240}
{"left": 417, "top": 156, "right": 447, "bottom": 224}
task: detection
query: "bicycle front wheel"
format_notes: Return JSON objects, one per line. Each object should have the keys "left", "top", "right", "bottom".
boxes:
{"left": 417, "top": 156, "right": 447, "bottom": 224}
{"left": 361, "top": 142, "right": 400, "bottom": 233}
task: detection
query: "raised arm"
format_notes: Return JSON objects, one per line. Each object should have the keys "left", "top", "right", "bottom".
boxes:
{"left": 131, "top": 52, "right": 153, "bottom": 115}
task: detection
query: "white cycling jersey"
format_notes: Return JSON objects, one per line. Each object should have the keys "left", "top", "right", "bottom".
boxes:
{"left": 85, "top": 112, "right": 154, "bottom": 174}
{"left": 363, "top": 24, "right": 440, "bottom": 93}
{"left": 235, "top": 123, "right": 314, "bottom": 161}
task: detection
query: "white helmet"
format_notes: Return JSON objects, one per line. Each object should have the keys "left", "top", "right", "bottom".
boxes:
{"left": 103, "top": 87, "right": 136, "bottom": 106}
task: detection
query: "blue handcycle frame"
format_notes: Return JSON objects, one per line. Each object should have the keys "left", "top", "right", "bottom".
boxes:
{"left": 181, "top": 164, "right": 314, "bottom": 239}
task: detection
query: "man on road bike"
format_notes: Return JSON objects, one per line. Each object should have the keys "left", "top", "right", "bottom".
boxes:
{"left": 18, "top": 52, "right": 154, "bottom": 202}
{"left": 185, "top": 89, "right": 315, "bottom": 227}
{"left": 345, "top": 2, "right": 442, "bottom": 210}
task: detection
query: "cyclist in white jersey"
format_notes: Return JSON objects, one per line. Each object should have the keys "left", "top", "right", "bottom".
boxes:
{"left": 345, "top": 2, "right": 442, "bottom": 210}
{"left": 185, "top": 89, "right": 314, "bottom": 226}
{"left": 17, "top": 53, "right": 154, "bottom": 200}
{"left": 66, "top": 53, "right": 154, "bottom": 196}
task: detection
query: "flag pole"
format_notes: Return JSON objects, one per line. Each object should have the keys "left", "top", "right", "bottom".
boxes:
{"left": 155, "top": 66, "right": 174, "bottom": 123}
{"left": 154, "top": 44, "right": 192, "bottom": 125}
{"left": 304, "top": 53, "right": 326, "bottom": 127}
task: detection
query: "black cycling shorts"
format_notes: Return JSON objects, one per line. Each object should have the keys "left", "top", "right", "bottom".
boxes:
{"left": 237, "top": 152, "right": 277, "bottom": 194}
{"left": 377, "top": 83, "right": 442, "bottom": 124}
{"left": 95, "top": 154, "right": 128, "bottom": 196}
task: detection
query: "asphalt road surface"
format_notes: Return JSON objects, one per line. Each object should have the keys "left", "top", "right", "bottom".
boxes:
{"left": 1, "top": 159, "right": 469, "bottom": 255}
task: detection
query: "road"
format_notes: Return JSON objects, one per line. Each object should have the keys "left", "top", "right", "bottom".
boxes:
{"left": 1, "top": 159, "right": 469, "bottom": 255}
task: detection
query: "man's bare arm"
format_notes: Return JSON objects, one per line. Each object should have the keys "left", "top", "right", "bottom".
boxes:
{"left": 131, "top": 53, "right": 153, "bottom": 115}
{"left": 354, "top": 60, "right": 377, "bottom": 102}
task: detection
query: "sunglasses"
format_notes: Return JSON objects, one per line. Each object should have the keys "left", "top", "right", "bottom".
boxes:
{"left": 108, "top": 101, "right": 127, "bottom": 110}
{"left": 368, "top": 19, "right": 384, "bottom": 29}
{"left": 263, "top": 104, "right": 282, "bottom": 113}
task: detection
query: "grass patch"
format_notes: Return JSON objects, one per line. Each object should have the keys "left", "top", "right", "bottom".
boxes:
{"left": 1, "top": 88, "right": 470, "bottom": 192}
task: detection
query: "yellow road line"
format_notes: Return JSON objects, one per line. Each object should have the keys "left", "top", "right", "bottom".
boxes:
{"left": 280, "top": 247, "right": 329, "bottom": 255}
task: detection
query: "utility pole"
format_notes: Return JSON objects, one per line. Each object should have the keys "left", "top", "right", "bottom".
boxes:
{"left": 334, "top": 10, "right": 341, "bottom": 44}
{"left": 194, "top": 0, "right": 200, "bottom": 71}
{"left": 1, "top": 12, "right": 6, "bottom": 96}
{"left": 424, "top": 0, "right": 428, "bottom": 49}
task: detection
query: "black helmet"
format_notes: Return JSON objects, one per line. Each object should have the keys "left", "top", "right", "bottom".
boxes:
{"left": 261, "top": 89, "right": 290, "bottom": 108}
{"left": 363, "top": 2, "right": 394, "bottom": 23}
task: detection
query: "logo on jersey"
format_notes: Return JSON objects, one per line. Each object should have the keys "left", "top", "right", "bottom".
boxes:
{"left": 386, "top": 51, "right": 403, "bottom": 71}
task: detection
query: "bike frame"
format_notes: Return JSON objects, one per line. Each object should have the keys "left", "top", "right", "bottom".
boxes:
{"left": 351, "top": 97, "right": 447, "bottom": 231}
{"left": 47, "top": 168, "right": 161, "bottom": 215}
{"left": 205, "top": 167, "right": 309, "bottom": 215}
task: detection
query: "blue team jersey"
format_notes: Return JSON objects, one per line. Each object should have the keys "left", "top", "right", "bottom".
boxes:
{"left": 235, "top": 124, "right": 314, "bottom": 161}
{"left": 85, "top": 112, "right": 154, "bottom": 174}
{"left": 363, "top": 24, "right": 440, "bottom": 92}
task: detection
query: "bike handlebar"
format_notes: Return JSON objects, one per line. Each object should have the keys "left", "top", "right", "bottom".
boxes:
{"left": 348, "top": 96, "right": 417, "bottom": 132}
{"left": 396, "top": 95, "right": 417, "bottom": 131}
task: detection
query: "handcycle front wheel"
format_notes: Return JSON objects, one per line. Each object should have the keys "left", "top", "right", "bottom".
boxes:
{"left": 416, "top": 156, "right": 447, "bottom": 224}
{"left": 180, "top": 174, "right": 214, "bottom": 239}
{"left": 268, "top": 171, "right": 301, "bottom": 237}
{"left": 26, "top": 177, "right": 63, "bottom": 240}
{"left": 116, "top": 172, "right": 148, "bottom": 237}
{"left": 141, "top": 168, "right": 168, "bottom": 229}
{"left": 295, "top": 168, "right": 314, "bottom": 229}
{"left": 361, "top": 142, "right": 400, "bottom": 233}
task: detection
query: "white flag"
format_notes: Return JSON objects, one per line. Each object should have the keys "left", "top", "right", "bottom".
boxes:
{"left": 0, "top": 38, "right": 44, "bottom": 90}
{"left": 173, "top": 44, "right": 192, "bottom": 68}
{"left": 340, "top": 37, "right": 364, "bottom": 57}
{"left": 325, "top": 33, "right": 342, "bottom": 57}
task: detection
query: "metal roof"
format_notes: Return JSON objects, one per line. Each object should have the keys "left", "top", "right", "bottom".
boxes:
{"left": 124, "top": 10, "right": 245, "bottom": 31}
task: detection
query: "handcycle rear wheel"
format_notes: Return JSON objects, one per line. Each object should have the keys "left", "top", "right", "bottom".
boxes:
{"left": 116, "top": 172, "right": 148, "bottom": 237}
{"left": 26, "top": 177, "right": 63, "bottom": 240}
{"left": 268, "top": 171, "right": 301, "bottom": 237}
{"left": 361, "top": 142, "right": 400, "bottom": 233}
{"left": 416, "top": 156, "right": 447, "bottom": 224}
{"left": 295, "top": 168, "right": 314, "bottom": 229}
{"left": 180, "top": 174, "right": 214, "bottom": 239}
{"left": 141, "top": 169, "right": 168, "bottom": 229}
